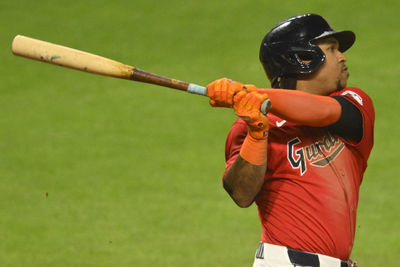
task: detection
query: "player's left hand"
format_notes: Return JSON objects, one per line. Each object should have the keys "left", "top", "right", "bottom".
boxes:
{"left": 234, "top": 90, "right": 270, "bottom": 140}
{"left": 206, "top": 78, "right": 243, "bottom": 107}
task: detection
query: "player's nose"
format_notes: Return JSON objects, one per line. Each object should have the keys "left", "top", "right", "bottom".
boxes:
{"left": 337, "top": 51, "right": 347, "bottom": 63}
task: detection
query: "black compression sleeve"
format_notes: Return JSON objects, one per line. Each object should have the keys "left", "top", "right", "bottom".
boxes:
{"left": 324, "top": 96, "right": 363, "bottom": 143}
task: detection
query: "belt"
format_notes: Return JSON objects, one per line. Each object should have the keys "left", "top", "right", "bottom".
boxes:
{"left": 255, "top": 243, "right": 357, "bottom": 267}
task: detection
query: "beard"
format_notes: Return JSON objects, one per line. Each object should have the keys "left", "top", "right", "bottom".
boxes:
{"left": 336, "top": 80, "right": 344, "bottom": 91}
{"left": 336, "top": 72, "right": 349, "bottom": 91}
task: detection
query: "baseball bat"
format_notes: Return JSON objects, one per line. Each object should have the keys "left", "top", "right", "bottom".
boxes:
{"left": 11, "top": 35, "right": 271, "bottom": 114}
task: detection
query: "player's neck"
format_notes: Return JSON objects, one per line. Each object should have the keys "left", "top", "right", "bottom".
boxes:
{"left": 296, "top": 80, "right": 333, "bottom": 96}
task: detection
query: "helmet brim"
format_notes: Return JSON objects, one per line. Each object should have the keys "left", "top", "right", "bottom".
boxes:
{"left": 313, "top": 30, "right": 355, "bottom": 52}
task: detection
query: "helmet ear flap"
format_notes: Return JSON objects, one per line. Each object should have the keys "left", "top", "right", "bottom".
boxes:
{"left": 291, "top": 44, "right": 326, "bottom": 73}
{"left": 260, "top": 42, "right": 325, "bottom": 83}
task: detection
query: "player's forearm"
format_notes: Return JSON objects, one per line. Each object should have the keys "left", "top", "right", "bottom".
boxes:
{"left": 258, "top": 89, "right": 341, "bottom": 127}
{"left": 223, "top": 155, "right": 266, "bottom": 208}
{"left": 224, "top": 135, "right": 268, "bottom": 208}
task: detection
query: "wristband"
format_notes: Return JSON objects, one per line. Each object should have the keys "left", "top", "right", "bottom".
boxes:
{"left": 239, "top": 134, "right": 268, "bottom": 165}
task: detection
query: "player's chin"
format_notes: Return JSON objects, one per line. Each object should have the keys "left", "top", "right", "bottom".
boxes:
{"left": 334, "top": 80, "right": 345, "bottom": 91}
{"left": 336, "top": 76, "right": 348, "bottom": 91}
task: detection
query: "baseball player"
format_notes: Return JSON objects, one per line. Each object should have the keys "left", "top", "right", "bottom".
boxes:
{"left": 206, "top": 14, "right": 374, "bottom": 267}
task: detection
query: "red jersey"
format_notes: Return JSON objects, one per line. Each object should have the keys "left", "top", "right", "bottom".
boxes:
{"left": 224, "top": 87, "right": 374, "bottom": 260}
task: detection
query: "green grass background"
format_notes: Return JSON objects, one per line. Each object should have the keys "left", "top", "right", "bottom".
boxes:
{"left": 1, "top": 0, "right": 399, "bottom": 266}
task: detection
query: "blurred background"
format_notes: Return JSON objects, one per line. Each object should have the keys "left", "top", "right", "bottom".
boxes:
{"left": 1, "top": 0, "right": 399, "bottom": 266}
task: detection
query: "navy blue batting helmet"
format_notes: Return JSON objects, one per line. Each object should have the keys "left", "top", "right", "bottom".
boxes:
{"left": 259, "top": 14, "right": 355, "bottom": 85}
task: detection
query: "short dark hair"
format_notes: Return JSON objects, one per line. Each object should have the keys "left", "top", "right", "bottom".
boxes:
{"left": 271, "top": 76, "right": 297, "bottom": 89}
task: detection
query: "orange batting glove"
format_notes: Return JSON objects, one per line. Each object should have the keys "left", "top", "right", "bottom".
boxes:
{"left": 242, "top": 84, "right": 258, "bottom": 93}
{"left": 234, "top": 90, "right": 270, "bottom": 140}
{"left": 206, "top": 78, "right": 243, "bottom": 107}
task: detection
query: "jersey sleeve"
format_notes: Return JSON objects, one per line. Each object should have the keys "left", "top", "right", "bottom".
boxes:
{"left": 330, "top": 87, "right": 375, "bottom": 161}
{"left": 325, "top": 96, "right": 363, "bottom": 142}
{"left": 224, "top": 119, "right": 248, "bottom": 176}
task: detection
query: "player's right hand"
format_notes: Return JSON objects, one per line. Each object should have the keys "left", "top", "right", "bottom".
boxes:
{"left": 206, "top": 78, "right": 243, "bottom": 107}
{"left": 234, "top": 90, "right": 270, "bottom": 140}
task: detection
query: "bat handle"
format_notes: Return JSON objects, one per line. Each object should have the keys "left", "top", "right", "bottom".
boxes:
{"left": 260, "top": 99, "right": 272, "bottom": 115}
{"left": 186, "top": 83, "right": 271, "bottom": 115}
{"left": 187, "top": 83, "right": 207, "bottom": 96}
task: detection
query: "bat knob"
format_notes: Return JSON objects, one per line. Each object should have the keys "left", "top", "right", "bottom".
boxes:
{"left": 260, "top": 99, "right": 271, "bottom": 115}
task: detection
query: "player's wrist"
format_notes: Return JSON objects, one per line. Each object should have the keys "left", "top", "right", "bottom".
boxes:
{"left": 248, "top": 129, "right": 269, "bottom": 140}
{"left": 239, "top": 134, "right": 268, "bottom": 165}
